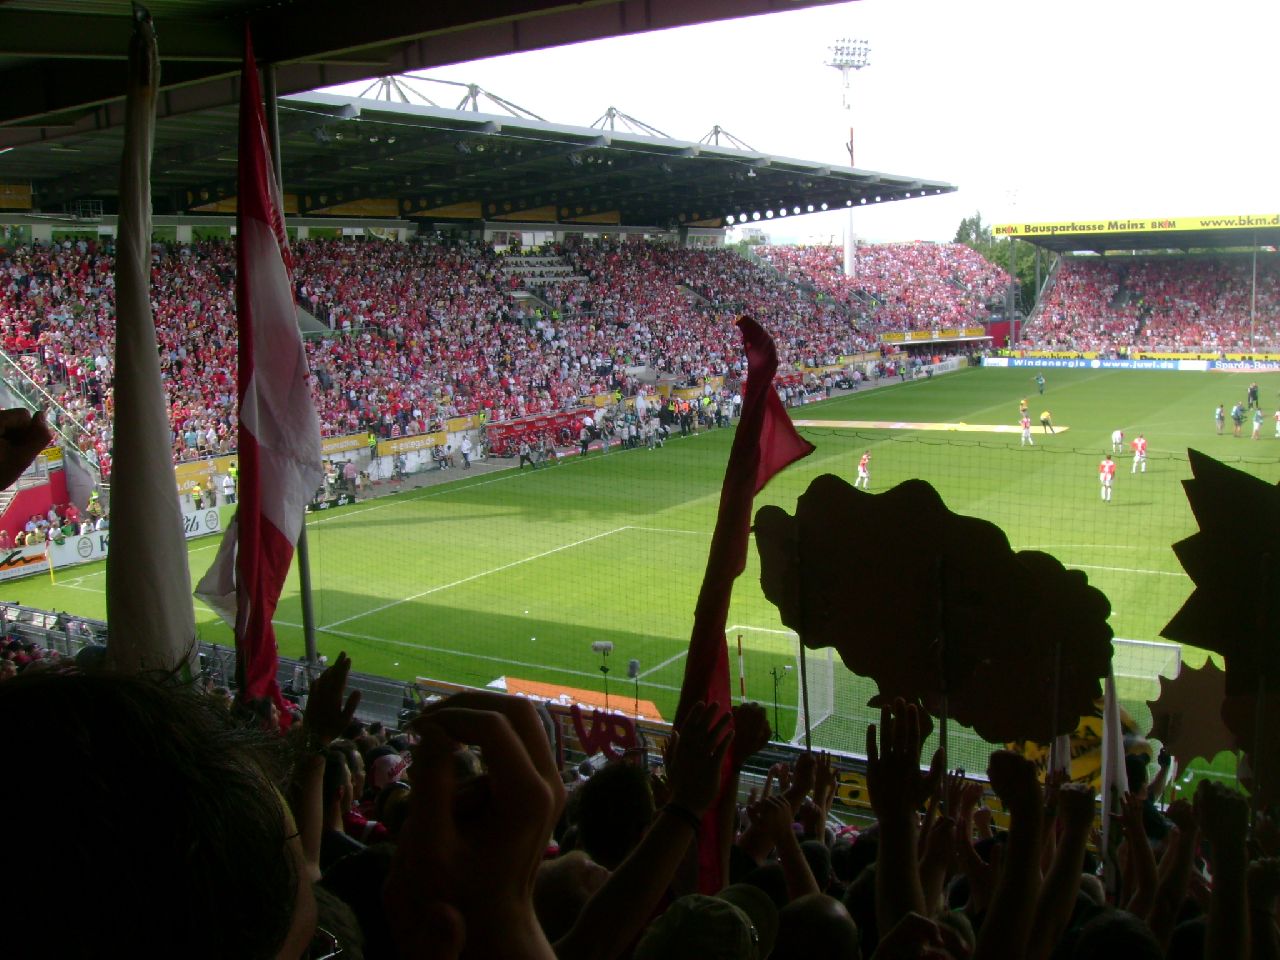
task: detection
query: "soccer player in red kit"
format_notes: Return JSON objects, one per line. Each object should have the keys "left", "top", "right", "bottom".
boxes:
{"left": 1099, "top": 454, "right": 1116, "bottom": 502}
{"left": 1130, "top": 434, "right": 1147, "bottom": 474}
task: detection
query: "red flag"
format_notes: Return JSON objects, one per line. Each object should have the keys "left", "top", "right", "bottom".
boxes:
{"left": 195, "top": 34, "right": 322, "bottom": 711}
{"left": 676, "top": 316, "right": 814, "bottom": 892}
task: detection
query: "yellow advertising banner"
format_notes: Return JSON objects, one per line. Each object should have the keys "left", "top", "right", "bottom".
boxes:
{"left": 174, "top": 455, "right": 236, "bottom": 493}
{"left": 0, "top": 184, "right": 33, "bottom": 210}
{"left": 447, "top": 415, "right": 482, "bottom": 433}
{"left": 993, "top": 213, "right": 1280, "bottom": 237}
{"left": 321, "top": 434, "right": 367, "bottom": 456}
{"left": 881, "top": 328, "right": 987, "bottom": 344}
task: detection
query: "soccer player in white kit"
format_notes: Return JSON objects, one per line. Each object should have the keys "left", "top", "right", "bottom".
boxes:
{"left": 1099, "top": 454, "right": 1116, "bottom": 501}
{"left": 855, "top": 450, "right": 871, "bottom": 489}
{"left": 1021, "top": 415, "right": 1034, "bottom": 446}
{"left": 1130, "top": 434, "right": 1147, "bottom": 473}
{"left": 1111, "top": 429, "right": 1124, "bottom": 453}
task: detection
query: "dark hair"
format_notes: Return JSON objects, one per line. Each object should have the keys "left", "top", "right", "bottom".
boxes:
{"left": 575, "top": 761, "right": 654, "bottom": 869}
{"left": 0, "top": 671, "right": 297, "bottom": 958}
{"left": 1070, "top": 909, "right": 1162, "bottom": 960}
{"left": 771, "top": 894, "right": 861, "bottom": 960}
{"left": 321, "top": 845, "right": 396, "bottom": 960}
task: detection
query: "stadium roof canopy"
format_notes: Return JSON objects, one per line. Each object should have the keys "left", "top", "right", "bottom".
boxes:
{"left": 994, "top": 215, "right": 1280, "bottom": 254}
{"left": 0, "top": 90, "right": 956, "bottom": 228}
{"left": 0, "top": 0, "right": 957, "bottom": 229}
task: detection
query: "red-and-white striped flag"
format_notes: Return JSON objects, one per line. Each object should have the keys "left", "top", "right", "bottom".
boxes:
{"left": 195, "top": 34, "right": 322, "bottom": 710}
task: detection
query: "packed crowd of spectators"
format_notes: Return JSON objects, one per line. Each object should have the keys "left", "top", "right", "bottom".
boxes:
{"left": 0, "top": 235, "right": 1011, "bottom": 477}
{"left": 1019, "top": 256, "right": 1280, "bottom": 354}
{"left": 0, "top": 237, "right": 886, "bottom": 472}
{"left": 4, "top": 646, "right": 1271, "bottom": 960}
{"left": 754, "top": 243, "right": 1010, "bottom": 333}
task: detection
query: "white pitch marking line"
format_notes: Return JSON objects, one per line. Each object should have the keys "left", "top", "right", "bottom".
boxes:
{"left": 639, "top": 649, "right": 688, "bottom": 679}
{"left": 727, "top": 623, "right": 799, "bottom": 637}
{"left": 628, "top": 526, "right": 707, "bottom": 535}
{"left": 318, "top": 525, "right": 632, "bottom": 630}
{"left": 1020, "top": 544, "right": 1144, "bottom": 551}
{"left": 305, "top": 620, "right": 687, "bottom": 694}
{"left": 1068, "top": 563, "right": 1183, "bottom": 577}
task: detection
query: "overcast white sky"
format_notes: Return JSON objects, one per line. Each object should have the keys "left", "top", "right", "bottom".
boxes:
{"left": 322, "top": 0, "right": 1280, "bottom": 243}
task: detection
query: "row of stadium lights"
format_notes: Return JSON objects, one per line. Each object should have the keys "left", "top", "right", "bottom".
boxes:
{"left": 724, "top": 190, "right": 943, "bottom": 224}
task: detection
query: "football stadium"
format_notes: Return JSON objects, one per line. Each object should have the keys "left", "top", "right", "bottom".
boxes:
{"left": 1, "top": 1, "right": 1278, "bottom": 956}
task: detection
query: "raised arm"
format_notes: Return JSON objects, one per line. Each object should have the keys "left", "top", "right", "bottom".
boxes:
{"left": 555, "top": 701, "right": 733, "bottom": 960}
{"left": 386, "top": 691, "right": 566, "bottom": 960}
{"left": 866, "top": 698, "right": 944, "bottom": 937}
{"left": 972, "top": 751, "right": 1043, "bottom": 960}
{"left": 1197, "top": 780, "right": 1250, "bottom": 960}
{"left": 289, "top": 651, "right": 361, "bottom": 877}
{"left": 1027, "top": 783, "right": 1095, "bottom": 960}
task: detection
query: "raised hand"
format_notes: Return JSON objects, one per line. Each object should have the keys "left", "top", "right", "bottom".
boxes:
{"left": 1195, "top": 780, "right": 1249, "bottom": 854}
{"left": 986, "top": 750, "right": 1041, "bottom": 819}
{"left": 729, "top": 701, "right": 770, "bottom": 771}
{"left": 1056, "top": 783, "right": 1097, "bottom": 833}
{"left": 866, "top": 698, "right": 944, "bottom": 822}
{"left": 0, "top": 408, "right": 53, "bottom": 491}
{"left": 303, "top": 651, "right": 361, "bottom": 747}
{"left": 784, "top": 750, "right": 818, "bottom": 812}
{"left": 387, "top": 691, "right": 565, "bottom": 960}
{"left": 665, "top": 700, "right": 734, "bottom": 817}
{"left": 813, "top": 751, "right": 838, "bottom": 812}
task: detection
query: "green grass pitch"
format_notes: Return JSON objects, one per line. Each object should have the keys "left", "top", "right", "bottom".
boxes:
{"left": 23, "top": 367, "right": 1280, "bottom": 780}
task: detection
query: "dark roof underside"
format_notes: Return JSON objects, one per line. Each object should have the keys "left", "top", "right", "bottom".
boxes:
{"left": 0, "top": 92, "right": 956, "bottom": 227}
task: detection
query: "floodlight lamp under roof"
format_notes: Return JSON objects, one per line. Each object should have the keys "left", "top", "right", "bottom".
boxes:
{"left": 827, "top": 38, "right": 871, "bottom": 69}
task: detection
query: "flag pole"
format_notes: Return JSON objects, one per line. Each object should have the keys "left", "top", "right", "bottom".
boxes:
{"left": 261, "top": 60, "right": 320, "bottom": 669}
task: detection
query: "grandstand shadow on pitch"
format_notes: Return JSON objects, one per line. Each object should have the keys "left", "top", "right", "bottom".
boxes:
{"left": 310, "top": 505, "right": 519, "bottom": 532}
{"left": 299, "top": 590, "right": 721, "bottom": 716}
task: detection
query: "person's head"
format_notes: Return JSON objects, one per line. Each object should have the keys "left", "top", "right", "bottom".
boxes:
{"left": 0, "top": 671, "right": 311, "bottom": 958}
{"left": 771, "top": 893, "right": 860, "bottom": 960}
{"left": 800, "top": 839, "right": 834, "bottom": 890}
{"left": 324, "top": 747, "right": 354, "bottom": 815}
{"left": 842, "top": 865, "right": 878, "bottom": 955}
{"left": 633, "top": 894, "right": 762, "bottom": 960}
{"left": 1070, "top": 909, "right": 1162, "bottom": 960}
{"left": 533, "top": 851, "right": 611, "bottom": 942}
{"left": 574, "top": 760, "right": 655, "bottom": 869}
{"left": 1125, "top": 752, "right": 1149, "bottom": 799}
{"left": 330, "top": 738, "right": 366, "bottom": 801}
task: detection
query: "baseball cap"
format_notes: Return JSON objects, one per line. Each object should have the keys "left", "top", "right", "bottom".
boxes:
{"left": 717, "top": 884, "right": 779, "bottom": 958}
{"left": 633, "top": 894, "right": 761, "bottom": 960}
